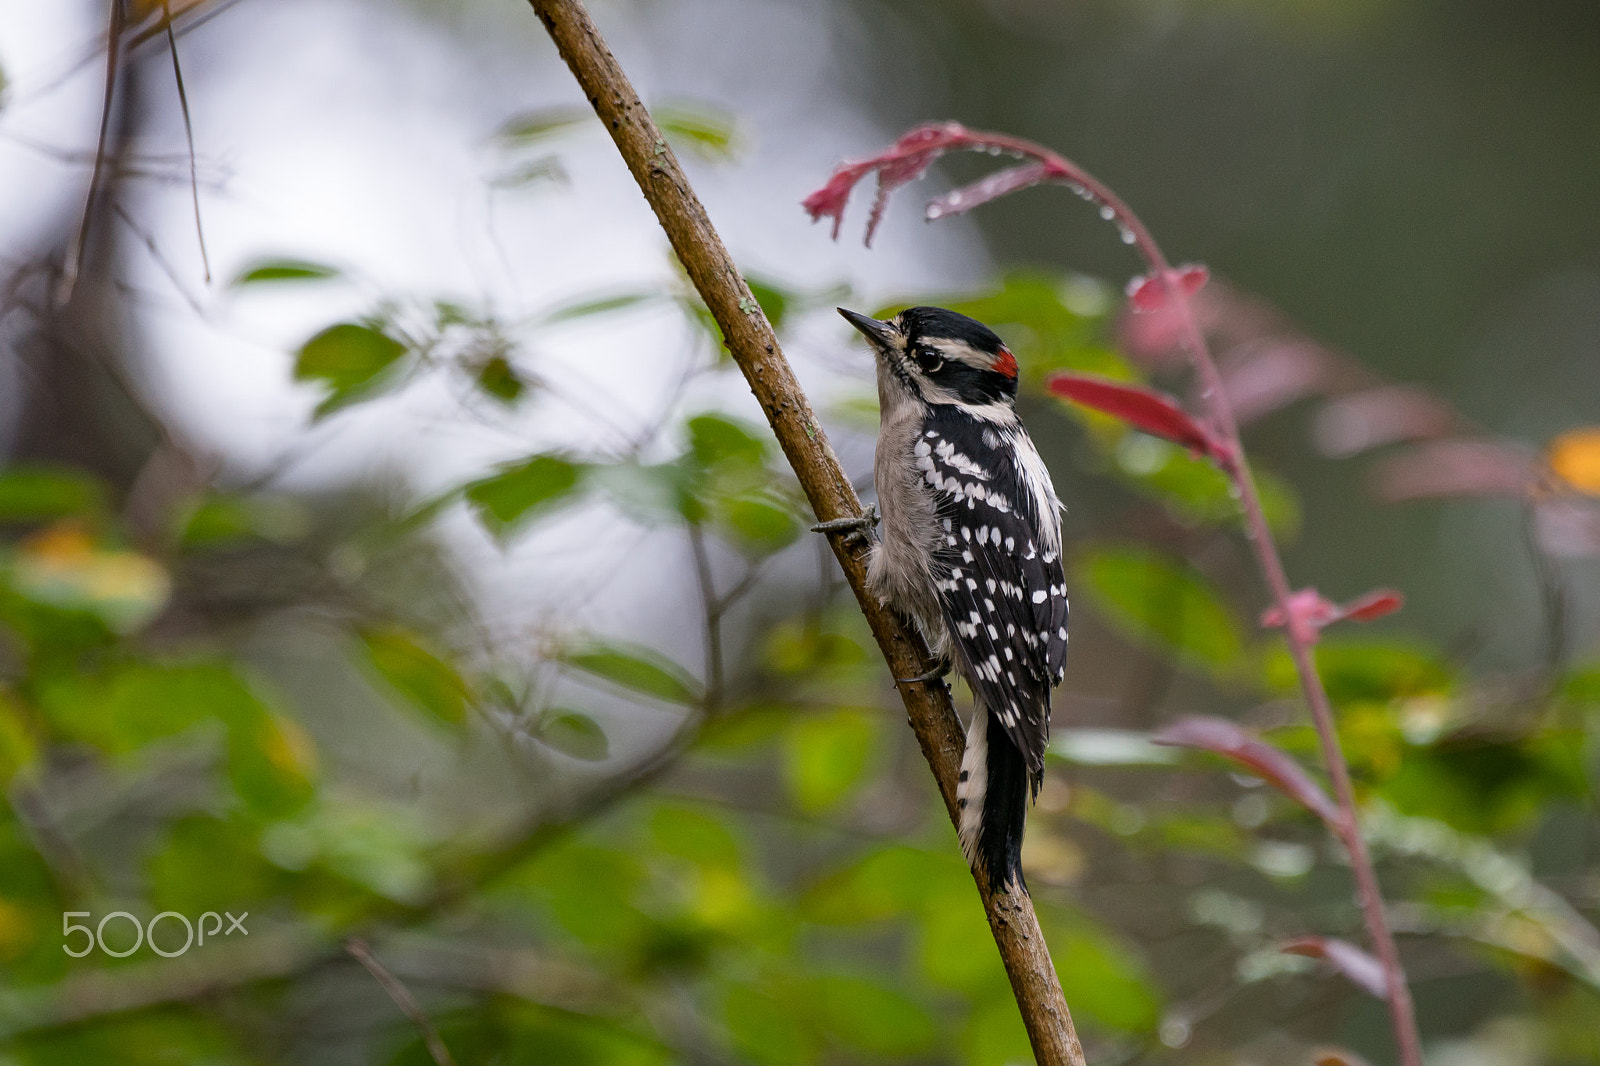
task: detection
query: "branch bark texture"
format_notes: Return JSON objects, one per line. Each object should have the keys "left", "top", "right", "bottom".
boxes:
{"left": 523, "top": 2, "right": 1086, "bottom": 1063}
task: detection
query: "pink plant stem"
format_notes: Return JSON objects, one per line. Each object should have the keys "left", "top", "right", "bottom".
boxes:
{"left": 1174, "top": 292, "right": 1423, "bottom": 1066}
{"left": 1069, "top": 170, "right": 1426, "bottom": 1066}
{"left": 813, "top": 121, "right": 1425, "bottom": 1063}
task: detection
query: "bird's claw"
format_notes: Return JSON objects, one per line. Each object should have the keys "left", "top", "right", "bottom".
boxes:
{"left": 896, "top": 660, "right": 951, "bottom": 686}
{"left": 812, "top": 503, "right": 878, "bottom": 547}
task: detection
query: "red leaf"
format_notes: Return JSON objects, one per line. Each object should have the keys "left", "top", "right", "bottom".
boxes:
{"left": 926, "top": 163, "right": 1052, "bottom": 220}
{"left": 1341, "top": 589, "right": 1404, "bottom": 623}
{"left": 1126, "top": 264, "right": 1209, "bottom": 313}
{"left": 1260, "top": 587, "right": 1340, "bottom": 645}
{"left": 1260, "top": 587, "right": 1404, "bottom": 643}
{"left": 1046, "top": 373, "right": 1229, "bottom": 464}
{"left": 1152, "top": 716, "right": 1342, "bottom": 828}
{"left": 1311, "top": 386, "right": 1457, "bottom": 458}
{"left": 802, "top": 122, "right": 977, "bottom": 246}
{"left": 1373, "top": 439, "right": 1542, "bottom": 501}
{"left": 1220, "top": 341, "right": 1331, "bottom": 425}
{"left": 802, "top": 122, "right": 1096, "bottom": 247}
{"left": 1313, "top": 1050, "right": 1374, "bottom": 1066}
{"left": 1280, "top": 936, "right": 1389, "bottom": 998}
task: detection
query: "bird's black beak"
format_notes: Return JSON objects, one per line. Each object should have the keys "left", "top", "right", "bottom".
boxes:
{"left": 837, "top": 307, "right": 899, "bottom": 350}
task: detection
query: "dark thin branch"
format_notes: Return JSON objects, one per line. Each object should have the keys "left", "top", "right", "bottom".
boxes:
{"left": 345, "top": 938, "right": 459, "bottom": 1066}
{"left": 1521, "top": 502, "right": 1567, "bottom": 674}
{"left": 111, "top": 200, "right": 205, "bottom": 316}
{"left": 687, "top": 522, "right": 725, "bottom": 714}
{"left": 690, "top": 529, "right": 768, "bottom": 717}
{"left": 712, "top": 558, "right": 763, "bottom": 618}
{"left": 58, "top": 0, "right": 127, "bottom": 307}
{"left": 8, "top": 0, "right": 244, "bottom": 110}
{"left": 521, "top": 4, "right": 1087, "bottom": 1063}
{"left": 162, "top": 0, "right": 210, "bottom": 283}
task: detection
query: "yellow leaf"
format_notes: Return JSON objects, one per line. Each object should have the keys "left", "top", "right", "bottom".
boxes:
{"left": 12, "top": 522, "right": 170, "bottom": 632}
{"left": 1547, "top": 428, "right": 1600, "bottom": 495}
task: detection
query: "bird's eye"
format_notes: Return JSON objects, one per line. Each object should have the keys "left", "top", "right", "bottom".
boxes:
{"left": 915, "top": 347, "right": 944, "bottom": 374}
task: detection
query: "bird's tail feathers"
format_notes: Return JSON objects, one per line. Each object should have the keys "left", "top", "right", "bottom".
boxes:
{"left": 956, "top": 709, "right": 1030, "bottom": 892}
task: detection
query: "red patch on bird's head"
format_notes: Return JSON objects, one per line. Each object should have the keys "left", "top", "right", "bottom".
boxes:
{"left": 993, "top": 348, "right": 1018, "bottom": 379}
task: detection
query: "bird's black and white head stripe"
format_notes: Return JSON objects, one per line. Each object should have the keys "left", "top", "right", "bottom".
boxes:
{"left": 838, "top": 305, "right": 1019, "bottom": 409}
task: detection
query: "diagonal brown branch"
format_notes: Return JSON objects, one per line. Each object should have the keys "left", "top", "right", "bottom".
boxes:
{"left": 522, "top": 3, "right": 1086, "bottom": 1063}
{"left": 345, "top": 938, "right": 459, "bottom": 1066}
{"left": 57, "top": 0, "right": 127, "bottom": 307}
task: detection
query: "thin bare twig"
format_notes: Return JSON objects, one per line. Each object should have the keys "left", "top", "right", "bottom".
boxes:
{"left": 162, "top": 0, "right": 211, "bottom": 283}
{"left": 522, "top": 5, "right": 1087, "bottom": 1064}
{"left": 58, "top": 0, "right": 127, "bottom": 307}
{"left": 686, "top": 522, "right": 725, "bottom": 714}
{"left": 344, "top": 938, "right": 459, "bottom": 1066}
{"left": 111, "top": 200, "right": 206, "bottom": 315}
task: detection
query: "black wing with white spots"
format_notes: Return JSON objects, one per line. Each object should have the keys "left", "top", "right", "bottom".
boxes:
{"left": 915, "top": 406, "right": 1068, "bottom": 780}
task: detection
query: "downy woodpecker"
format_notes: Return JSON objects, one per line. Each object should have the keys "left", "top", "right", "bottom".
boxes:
{"left": 824, "top": 306, "right": 1068, "bottom": 892}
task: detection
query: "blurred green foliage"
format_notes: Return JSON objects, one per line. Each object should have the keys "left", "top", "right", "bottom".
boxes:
{"left": 1, "top": 246, "right": 1596, "bottom": 1066}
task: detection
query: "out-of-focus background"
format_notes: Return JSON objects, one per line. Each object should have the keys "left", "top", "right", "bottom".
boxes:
{"left": 0, "top": 0, "right": 1597, "bottom": 1063}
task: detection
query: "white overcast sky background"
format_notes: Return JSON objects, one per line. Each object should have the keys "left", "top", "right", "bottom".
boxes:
{"left": 0, "top": 0, "right": 990, "bottom": 670}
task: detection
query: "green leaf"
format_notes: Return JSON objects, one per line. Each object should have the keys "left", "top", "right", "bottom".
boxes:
{"left": 655, "top": 103, "right": 740, "bottom": 161}
{"left": 496, "top": 106, "right": 591, "bottom": 145}
{"left": 803, "top": 845, "right": 955, "bottom": 925}
{"left": 0, "top": 464, "right": 105, "bottom": 521}
{"left": 464, "top": 454, "right": 584, "bottom": 537}
{"left": 488, "top": 155, "right": 569, "bottom": 189}
{"left": 360, "top": 626, "right": 470, "bottom": 726}
{"left": 11, "top": 1013, "right": 255, "bottom": 1066}
{"left": 1267, "top": 639, "right": 1451, "bottom": 704}
{"left": 230, "top": 257, "right": 342, "bottom": 285}
{"left": 722, "top": 983, "right": 816, "bottom": 1066}
{"left": 1114, "top": 434, "right": 1300, "bottom": 535}
{"left": 1079, "top": 545, "right": 1244, "bottom": 670}
{"left": 0, "top": 691, "right": 37, "bottom": 785}
{"left": 179, "top": 494, "right": 309, "bottom": 548}
{"left": 919, "top": 877, "right": 1003, "bottom": 991}
{"left": 294, "top": 322, "right": 407, "bottom": 416}
{"left": 1046, "top": 914, "right": 1162, "bottom": 1033}
{"left": 402, "top": 1006, "right": 668, "bottom": 1066}
{"left": 260, "top": 798, "right": 433, "bottom": 904}
{"left": 38, "top": 661, "right": 242, "bottom": 755}
{"left": 561, "top": 640, "right": 701, "bottom": 706}
{"left": 687, "top": 414, "right": 768, "bottom": 468}
{"left": 543, "top": 292, "right": 656, "bottom": 324}
{"left": 809, "top": 974, "right": 936, "bottom": 1057}
{"left": 515, "top": 840, "right": 647, "bottom": 949}
{"left": 782, "top": 708, "right": 878, "bottom": 813}
{"left": 589, "top": 460, "right": 693, "bottom": 525}
{"left": 11, "top": 527, "right": 170, "bottom": 634}
{"left": 228, "top": 711, "right": 317, "bottom": 818}
{"left": 473, "top": 354, "right": 526, "bottom": 403}
{"left": 961, "top": 996, "right": 1035, "bottom": 1066}
{"left": 648, "top": 802, "right": 742, "bottom": 868}
{"left": 148, "top": 815, "right": 282, "bottom": 915}
{"left": 536, "top": 709, "right": 609, "bottom": 761}
{"left": 717, "top": 492, "right": 799, "bottom": 552}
